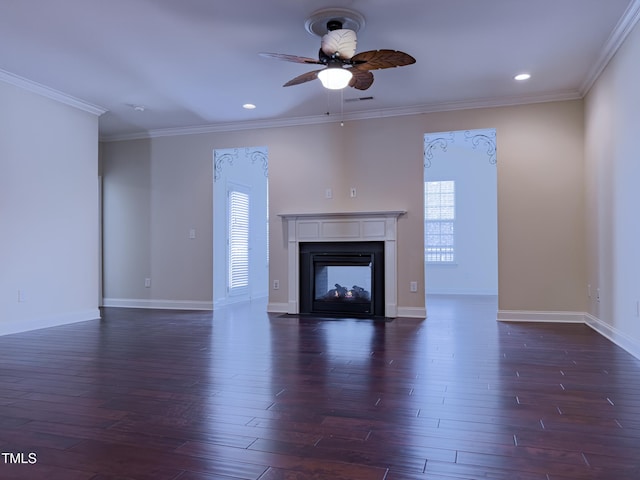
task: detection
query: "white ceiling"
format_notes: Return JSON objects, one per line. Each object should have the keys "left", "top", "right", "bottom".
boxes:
{"left": 1, "top": 0, "right": 638, "bottom": 140}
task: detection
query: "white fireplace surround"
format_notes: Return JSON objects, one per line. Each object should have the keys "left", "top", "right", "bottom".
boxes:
{"left": 278, "top": 211, "right": 405, "bottom": 317}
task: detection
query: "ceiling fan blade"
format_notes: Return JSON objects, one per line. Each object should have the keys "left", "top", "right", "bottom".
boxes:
{"left": 259, "top": 52, "right": 323, "bottom": 65}
{"left": 283, "top": 69, "right": 323, "bottom": 87}
{"left": 351, "top": 49, "right": 416, "bottom": 70}
{"left": 348, "top": 69, "right": 374, "bottom": 90}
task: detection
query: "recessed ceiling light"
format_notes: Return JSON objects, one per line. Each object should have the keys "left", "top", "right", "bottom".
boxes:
{"left": 243, "top": 103, "right": 256, "bottom": 109}
{"left": 514, "top": 73, "right": 531, "bottom": 81}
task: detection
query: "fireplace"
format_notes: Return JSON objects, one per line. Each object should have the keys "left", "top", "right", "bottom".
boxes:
{"left": 277, "top": 211, "right": 405, "bottom": 318}
{"left": 299, "top": 241, "right": 384, "bottom": 317}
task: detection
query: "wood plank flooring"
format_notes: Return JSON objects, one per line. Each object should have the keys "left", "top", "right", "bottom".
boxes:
{"left": 1, "top": 295, "right": 640, "bottom": 479}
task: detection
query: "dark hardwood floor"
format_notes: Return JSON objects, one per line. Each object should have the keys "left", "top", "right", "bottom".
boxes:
{"left": 1, "top": 295, "right": 640, "bottom": 479}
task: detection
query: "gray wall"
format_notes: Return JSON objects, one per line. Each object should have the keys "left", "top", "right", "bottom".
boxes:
{"left": 585, "top": 18, "right": 640, "bottom": 358}
{"left": 0, "top": 80, "right": 101, "bottom": 334}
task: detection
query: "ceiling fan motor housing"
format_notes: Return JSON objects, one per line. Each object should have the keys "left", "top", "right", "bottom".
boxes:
{"left": 321, "top": 28, "right": 357, "bottom": 59}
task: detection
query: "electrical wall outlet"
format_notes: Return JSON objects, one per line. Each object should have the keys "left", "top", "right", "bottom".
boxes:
{"left": 350, "top": 187, "right": 357, "bottom": 198}
{"left": 145, "top": 278, "right": 151, "bottom": 288}
{"left": 410, "top": 281, "right": 418, "bottom": 292}
{"left": 273, "top": 279, "right": 280, "bottom": 290}
{"left": 325, "top": 188, "right": 333, "bottom": 199}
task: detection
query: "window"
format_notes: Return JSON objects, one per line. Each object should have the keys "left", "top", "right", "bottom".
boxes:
{"left": 228, "top": 187, "right": 250, "bottom": 293}
{"left": 425, "top": 180, "right": 455, "bottom": 263}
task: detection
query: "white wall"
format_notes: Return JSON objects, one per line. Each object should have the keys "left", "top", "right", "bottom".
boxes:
{"left": 584, "top": 19, "right": 640, "bottom": 357}
{"left": 0, "top": 81, "right": 101, "bottom": 335}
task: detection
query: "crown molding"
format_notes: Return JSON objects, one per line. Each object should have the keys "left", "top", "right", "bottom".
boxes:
{"left": 0, "top": 68, "right": 107, "bottom": 116}
{"left": 580, "top": 0, "right": 640, "bottom": 95}
{"left": 100, "top": 113, "right": 339, "bottom": 142}
{"left": 343, "top": 90, "right": 583, "bottom": 119}
{"left": 99, "top": 90, "right": 581, "bottom": 143}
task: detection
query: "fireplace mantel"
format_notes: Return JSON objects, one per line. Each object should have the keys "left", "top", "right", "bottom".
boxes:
{"left": 279, "top": 210, "right": 406, "bottom": 219}
{"left": 279, "top": 210, "right": 405, "bottom": 317}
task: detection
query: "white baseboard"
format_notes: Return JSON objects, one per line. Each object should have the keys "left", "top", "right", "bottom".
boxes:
{"left": 267, "top": 302, "right": 289, "bottom": 314}
{"left": 585, "top": 313, "right": 640, "bottom": 360}
{"left": 497, "top": 309, "right": 585, "bottom": 323}
{"left": 396, "top": 306, "right": 427, "bottom": 318}
{"left": 498, "top": 309, "right": 640, "bottom": 361}
{"left": 0, "top": 308, "right": 101, "bottom": 336}
{"left": 102, "top": 298, "right": 213, "bottom": 310}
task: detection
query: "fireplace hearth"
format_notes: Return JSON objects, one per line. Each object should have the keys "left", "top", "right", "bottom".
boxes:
{"left": 299, "top": 241, "right": 384, "bottom": 317}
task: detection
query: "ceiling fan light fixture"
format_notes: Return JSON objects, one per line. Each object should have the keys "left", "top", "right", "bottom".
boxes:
{"left": 318, "top": 67, "right": 353, "bottom": 90}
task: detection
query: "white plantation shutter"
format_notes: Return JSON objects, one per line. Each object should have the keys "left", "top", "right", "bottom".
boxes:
{"left": 228, "top": 188, "right": 250, "bottom": 293}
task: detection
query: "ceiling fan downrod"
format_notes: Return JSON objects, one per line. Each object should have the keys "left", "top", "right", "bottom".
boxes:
{"left": 326, "top": 20, "right": 343, "bottom": 31}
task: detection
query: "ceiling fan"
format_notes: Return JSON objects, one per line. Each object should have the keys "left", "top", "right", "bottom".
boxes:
{"left": 259, "top": 10, "right": 416, "bottom": 91}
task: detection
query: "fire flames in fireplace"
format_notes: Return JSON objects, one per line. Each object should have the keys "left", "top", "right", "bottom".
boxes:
{"left": 320, "top": 284, "right": 371, "bottom": 302}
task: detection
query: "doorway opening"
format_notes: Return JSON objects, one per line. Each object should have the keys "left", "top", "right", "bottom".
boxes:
{"left": 423, "top": 129, "right": 498, "bottom": 300}
{"left": 213, "top": 147, "right": 268, "bottom": 308}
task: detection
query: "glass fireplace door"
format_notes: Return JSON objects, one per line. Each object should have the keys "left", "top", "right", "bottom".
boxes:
{"left": 312, "top": 254, "right": 374, "bottom": 315}
{"left": 299, "top": 241, "right": 385, "bottom": 317}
